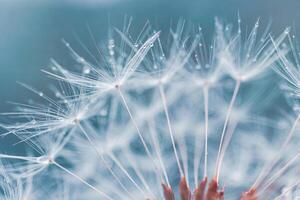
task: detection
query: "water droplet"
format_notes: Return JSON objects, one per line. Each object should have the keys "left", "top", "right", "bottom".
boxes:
{"left": 100, "top": 109, "right": 107, "bottom": 116}
{"left": 284, "top": 29, "right": 289, "bottom": 35}
{"left": 55, "top": 92, "right": 61, "bottom": 98}
{"left": 109, "top": 50, "right": 115, "bottom": 56}
{"left": 77, "top": 57, "right": 85, "bottom": 63}
{"left": 108, "top": 39, "right": 115, "bottom": 48}
{"left": 83, "top": 66, "right": 91, "bottom": 74}
{"left": 108, "top": 39, "right": 115, "bottom": 56}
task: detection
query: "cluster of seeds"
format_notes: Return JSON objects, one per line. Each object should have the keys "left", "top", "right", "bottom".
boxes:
{"left": 1, "top": 19, "right": 300, "bottom": 200}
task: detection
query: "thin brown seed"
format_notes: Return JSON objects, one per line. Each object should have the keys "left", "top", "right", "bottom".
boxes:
{"left": 193, "top": 177, "right": 207, "bottom": 200}
{"left": 205, "top": 179, "right": 224, "bottom": 200}
{"left": 162, "top": 183, "right": 175, "bottom": 200}
{"left": 240, "top": 188, "right": 258, "bottom": 200}
{"left": 179, "top": 176, "right": 191, "bottom": 200}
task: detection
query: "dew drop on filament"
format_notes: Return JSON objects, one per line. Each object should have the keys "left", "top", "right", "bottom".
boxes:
{"left": 83, "top": 66, "right": 91, "bottom": 74}
{"left": 195, "top": 65, "right": 201, "bottom": 70}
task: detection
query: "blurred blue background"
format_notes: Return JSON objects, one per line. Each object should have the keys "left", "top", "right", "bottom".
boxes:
{"left": 0, "top": 0, "right": 299, "bottom": 149}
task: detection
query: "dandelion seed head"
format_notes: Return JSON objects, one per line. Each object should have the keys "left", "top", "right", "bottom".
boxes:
{"left": 1, "top": 19, "right": 300, "bottom": 200}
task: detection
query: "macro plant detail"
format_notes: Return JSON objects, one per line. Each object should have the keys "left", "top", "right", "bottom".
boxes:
{"left": 0, "top": 18, "right": 300, "bottom": 200}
